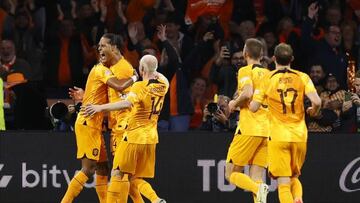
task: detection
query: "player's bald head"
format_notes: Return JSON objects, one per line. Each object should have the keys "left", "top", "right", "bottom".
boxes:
{"left": 140, "top": 55, "right": 158, "bottom": 73}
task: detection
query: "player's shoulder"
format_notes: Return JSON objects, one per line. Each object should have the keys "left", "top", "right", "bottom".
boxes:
{"left": 238, "top": 64, "right": 253, "bottom": 80}
{"left": 132, "top": 80, "right": 147, "bottom": 88}
{"left": 89, "top": 63, "right": 111, "bottom": 76}
{"left": 118, "top": 58, "right": 133, "bottom": 69}
{"left": 251, "top": 64, "right": 269, "bottom": 74}
{"left": 93, "top": 63, "right": 106, "bottom": 69}
{"left": 291, "top": 69, "right": 311, "bottom": 81}
{"left": 238, "top": 64, "right": 252, "bottom": 73}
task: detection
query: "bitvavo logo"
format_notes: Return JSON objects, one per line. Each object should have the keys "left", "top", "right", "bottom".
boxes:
{"left": 339, "top": 157, "right": 360, "bottom": 192}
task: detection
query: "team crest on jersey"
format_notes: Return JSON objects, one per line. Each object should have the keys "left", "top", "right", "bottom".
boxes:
{"left": 92, "top": 148, "right": 99, "bottom": 156}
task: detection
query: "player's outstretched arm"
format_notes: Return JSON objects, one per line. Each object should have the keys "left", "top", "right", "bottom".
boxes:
{"left": 106, "top": 69, "right": 139, "bottom": 92}
{"left": 81, "top": 101, "right": 132, "bottom": 117}
{"left": 306, "top": 92, "right": 321, "bottom": 117}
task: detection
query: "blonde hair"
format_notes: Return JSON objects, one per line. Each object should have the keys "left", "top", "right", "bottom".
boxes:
{"left": 140, "top": 55, "right": 158, "bottom": 73}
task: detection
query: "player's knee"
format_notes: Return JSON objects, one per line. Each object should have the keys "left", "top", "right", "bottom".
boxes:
{"left": 81, "top": 158, "right": 97, "bottom": 176}
{"left": 82, "top": 165, "right": 96, "bottom": 177}
{"left": 96, "top": 162, "right": 109, "bottom": 175}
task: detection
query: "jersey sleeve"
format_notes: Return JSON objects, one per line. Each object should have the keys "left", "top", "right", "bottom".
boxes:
{"left": 98, "top": 65, "right": 116, "bottom": 84}
{"left": 237, "top": 68, "right": 253, "bottom": 91}
{"left": 301, "top": 73, "right": 317, "bottom": 94}
{"left": 252, "top": 74, "right": 268, "bottom": 103}
{"left": 126, "top": 82, "right": 145, "bottom": 105}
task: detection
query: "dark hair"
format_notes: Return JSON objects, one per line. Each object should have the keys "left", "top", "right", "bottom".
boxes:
{"left": 191, "top": 76, "right": 208, "bottom": 87}
{"left": 310, "top": 64, "right": 324, "bottom": 71}
{"left": 244, "top": 38, "right": 263, "bottom": 60}
{"left": 102, "top": 33, "right": 124, "bottom": 51}
{"left": 274, "top": 43, "right": 293, "bottom": 65}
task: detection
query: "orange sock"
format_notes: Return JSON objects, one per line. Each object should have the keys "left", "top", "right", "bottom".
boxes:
{"left": 107, "top": 175, "right": 130, "bottom": 203}
{"left": 61, "top": 171, "right": 88, "bottom": 203}
{"left": 291, "top": 178, "right": 303, "bottom": 201}
{"left": 95, "top": 175, "right": 108, "bottom": 203}
{"left": 278, "top": 184, "right": 293, "bottom": 203}
{"left": 129, "top": 179, "right": 145, "bottom": 203}
{"left": 229, "top": 172, "right": 259, "bottom": 194}
{"left": 132, "top": 178, "right": 159, "bottom": 202}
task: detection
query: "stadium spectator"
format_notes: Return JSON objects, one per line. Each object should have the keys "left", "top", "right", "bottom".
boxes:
{"left": 2, "top": 6, "right": 45, "bottom": 82}
{"left": 277, "top": 16, "right": 303, "bottom": 70}
{"left": 308, "top": 73, "right": 345, "bottom": 132}
{"left": 258, "top": 22, "right": 277, "bottom": 57}
{"left": 0, "top": 39, "right": 31, "bottom": 81}
{"left": 302, "top": 2, "right": 348, "bottom": 89}
{"left": 325, "top": 4, "right": 342, "bottom": 26}
{"left": 201, "top": 95, "right": 238, "bottom": 132}
{"left": 156, "top": 13, "right": 194, "bottom": 132}
{"left": 185, "top": 0, "right": 233, "bottom": 38}
{"left": 45, "top": 17, "right": 85, "bottom": 89}
{"left": 209, "top": 41, "right": 242, "bottom": 97}
{"left": 309, "top": 64, "right": 326, "bottom": 94}
{"left": 340, "top": 20, "right": 358, "bottom": 63}
{"left": 0, "top": 77, "right": 4, "bottom": 130}
{"left": 189, "top": 77, "right": 208, "bottom": 129}
{"left": 341, "top": 71, "right": 360, "bottom": 133}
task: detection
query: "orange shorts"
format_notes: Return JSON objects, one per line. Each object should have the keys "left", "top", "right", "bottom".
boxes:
{"left": 75, "top": 122, "right": 108, "bottom": 162}
{"left": 268, "top": 141, "right": 307, "bottom": 177}
{"left": 113, "top": 140, "right": 156, "bottom": 178}
{"left": 110, "top": 115, "right": 128, "bottom": 155}
{"left": 226, "top": 134, "right": 268, "bottom": 168}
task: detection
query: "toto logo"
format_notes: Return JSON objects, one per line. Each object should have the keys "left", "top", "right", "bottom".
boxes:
{"left": 339, "top": 157, "right": 360, "bottom": 192}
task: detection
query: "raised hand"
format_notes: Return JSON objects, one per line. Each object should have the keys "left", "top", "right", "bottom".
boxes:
{"left": 215, "top": 46, "right": 230, "bottom": 65}
{"left": 203, "top": 31, "right": 214, "bottom": 42}
{"left": 91, "top": 0, "right": 99, "bottom": 12}
{"left": 128, "top": 23, "right": 138, "bottom": 43}
{"left": 157, "top": 24, "right": 167, "bottom": 42}
{"left": 214, "top": 109, "right": 228, "bottom": 125}
{"left": 71, "top": 0, "right": 77, "bottom": 19}
{"left": 57, "top": 3, "right": 64, "bottom": 21}
{"left": 308, "top": 2, "right": 319, "bottom": 20}
{"left": 117, "top": 1, "right": 127, "bottom": 24}
{"left": 100, "top": 0, "right": 107, "bottom": 22}
{"left": 9, "top": 0, "right": 17, "bottom": 14}
{"left": 69, "top": 86, "right": 84, "bottom": 103}
{"left": 351, "top": 94, "right": 360, "bottom": 106}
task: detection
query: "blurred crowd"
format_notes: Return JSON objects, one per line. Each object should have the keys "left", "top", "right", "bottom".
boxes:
{"left": 0, "top": 0, "right": 359, "bottom": 133}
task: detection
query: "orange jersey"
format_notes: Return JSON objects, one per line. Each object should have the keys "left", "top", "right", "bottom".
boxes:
{"left": 236, "top": 64, "right": 270, "bottom": 137}
{"left": 253, "top": 68, "right": 317, "bottom": 142}
{"left": 76, "top": 63, "right": 115, "bottom": 129}
{"left": 124, "top": 78, "right": 169, "bottom": 144}
{"left": 108, "top": 57, "right": 134, "bottom": 129}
